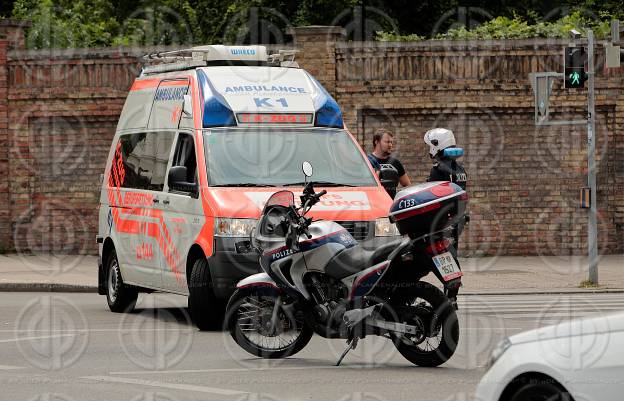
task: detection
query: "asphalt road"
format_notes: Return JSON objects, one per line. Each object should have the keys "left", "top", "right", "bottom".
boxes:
{"left": 1, "top": 292, "right": 623, "bottom": 401}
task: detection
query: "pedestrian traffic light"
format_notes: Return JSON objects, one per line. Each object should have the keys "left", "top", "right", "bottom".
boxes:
{"left": 564, "top": 47, "right": 587, "bottom": 88}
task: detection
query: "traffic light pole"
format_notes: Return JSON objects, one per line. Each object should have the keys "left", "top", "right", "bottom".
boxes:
{"left": 587, "top": 30, "right": 598, "bottom": 284}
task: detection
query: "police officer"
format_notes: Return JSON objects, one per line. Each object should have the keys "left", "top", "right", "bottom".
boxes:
{"left": 424, "top": 128, "right": 467, "bottom": 190}
{"left": 424, "top": 128, "right": 468, "bottom": 251}
{"left": 367, "top": 129, "right": 411, "bottom": 198}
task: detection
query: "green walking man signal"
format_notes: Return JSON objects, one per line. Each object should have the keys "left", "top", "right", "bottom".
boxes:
{"left": 564, "top": 47, "right": 587, "bottom": 88}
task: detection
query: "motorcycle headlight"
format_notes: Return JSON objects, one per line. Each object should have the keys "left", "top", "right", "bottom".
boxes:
{"left": 375, "top": 217, "right": 401, "bottom": 237}
{"left": 215, "top": 218, "right": 257, "bottom": 237}
{"left": 486, "top": 338, "right": 511, "bottom": 371}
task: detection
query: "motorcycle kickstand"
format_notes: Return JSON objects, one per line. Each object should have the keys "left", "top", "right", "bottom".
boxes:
{"left": 335, "top": 333, "right": 359, "bottom": 366}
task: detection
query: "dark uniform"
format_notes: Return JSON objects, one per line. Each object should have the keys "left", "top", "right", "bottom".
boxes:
{"left": 427, "top": 158, "right": 467, "bottom": 190}
{"left": 367, "top": 153, "right": 406, "bottom": 198}
{"left": 428, "top": 157, "right": 468, "bottom": 250}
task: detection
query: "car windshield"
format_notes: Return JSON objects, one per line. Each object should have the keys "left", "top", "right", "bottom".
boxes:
{"left": 204, "top": 128, "right": 377, "bottom": 187}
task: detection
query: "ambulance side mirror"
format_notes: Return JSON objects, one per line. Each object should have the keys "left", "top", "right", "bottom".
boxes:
{"left": 183, "top": 95, "right": 193, "bottom": 117}
{"left": 168, "top": 166, "right": 198, "bottom": 197}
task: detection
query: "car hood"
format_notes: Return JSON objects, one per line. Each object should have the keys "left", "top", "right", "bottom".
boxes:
{"left": 509, "top": 311, "right": 624, "bottom": 345}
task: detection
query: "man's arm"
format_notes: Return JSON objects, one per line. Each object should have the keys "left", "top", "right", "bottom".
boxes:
{"left": 399, "top": 174, "right": 411, "bottom": 187}
{"left": 393, "top": 158, "right": 411, "bottom": 187}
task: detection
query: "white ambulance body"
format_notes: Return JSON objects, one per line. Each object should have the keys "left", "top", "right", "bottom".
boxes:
{"left": 97, "top": 45, "right": 399, "bottom": 329}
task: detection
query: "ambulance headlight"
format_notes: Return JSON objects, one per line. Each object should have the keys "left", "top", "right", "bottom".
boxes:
{"left": 215, "top": 218, "right": 257, "bottom": 237}
{"left": 375, "top": 218, "right": 400, "bottom": 237}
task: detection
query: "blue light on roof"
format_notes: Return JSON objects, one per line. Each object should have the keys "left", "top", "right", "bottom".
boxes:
{"left": 204, "top": 97, "right": 236, "bottom": 127}
{"left": 307, "top": 72, "right": 344, "bottom": 129}
{"left": 197, "top": 69, "right": 236, "bottom": 128}
{"left": 315, "top": 98, "right": 344, "bottom": 128}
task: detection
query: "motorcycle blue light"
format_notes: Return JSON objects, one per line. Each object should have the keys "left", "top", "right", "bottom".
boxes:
{"left": 197, "top": 70, "right": 237, "bottom": 128}
{"left": 443, "top": 147, "right": 464, "bottom": 158}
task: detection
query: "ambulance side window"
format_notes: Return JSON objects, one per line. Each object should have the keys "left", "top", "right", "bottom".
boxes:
{"left": 113, "top": 132, "right": 174, "bottom": 191}
{"left": 169, "top": 133, "right": 197, "bottom": 192}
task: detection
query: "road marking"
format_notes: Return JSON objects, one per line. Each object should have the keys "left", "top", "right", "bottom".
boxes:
{"left": 110, "top": 365, "right": 346, "bottom": 375}
{"left": 0, "top": 334, "right": 79, "bottom": 344}
{"left": 0, "top": 365, "right": 25, "bottom": 370}
{"left": 463, "top": 327, "right": 524, "bottom": 330}
{"left": 81, "top": 376, "right": 247, "bottom": 396}
{"left": 0, "top": 328, "right": 193, "bottom": 333}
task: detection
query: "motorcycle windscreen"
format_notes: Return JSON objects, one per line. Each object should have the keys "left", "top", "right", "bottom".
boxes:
{"left": 262, "top": 190, "right": 295, "bottom": 214}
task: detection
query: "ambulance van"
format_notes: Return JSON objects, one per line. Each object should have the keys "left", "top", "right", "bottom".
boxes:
{"left": 97, "top": 45, "right": 401, "bottom": 329}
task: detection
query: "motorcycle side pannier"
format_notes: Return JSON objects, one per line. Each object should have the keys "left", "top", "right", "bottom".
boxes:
{"left": 388, "top": 182, "right": 467, "bottom": 237}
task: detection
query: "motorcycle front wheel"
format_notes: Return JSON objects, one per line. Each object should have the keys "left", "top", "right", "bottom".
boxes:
{"left": 225, "top": 289, "right": 313, "bottom": 359}
{"left": 391, "top": 281, "right": 459, "bottom": 367}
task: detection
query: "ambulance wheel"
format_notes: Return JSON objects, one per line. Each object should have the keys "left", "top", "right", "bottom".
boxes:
{"left": 106, "top": 249, "right": 138, "bottom": 313}
{"left": 188, "top": 258, "right": 225, "bottom": 331}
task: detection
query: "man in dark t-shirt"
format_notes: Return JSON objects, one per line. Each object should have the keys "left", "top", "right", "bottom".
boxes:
{"left": 367, "top": 129, "right": 411, "bottom": 198}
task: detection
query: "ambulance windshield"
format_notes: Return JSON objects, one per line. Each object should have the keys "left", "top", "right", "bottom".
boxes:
{"left": 204, "top": 129, "right": 377, "bottom": 187}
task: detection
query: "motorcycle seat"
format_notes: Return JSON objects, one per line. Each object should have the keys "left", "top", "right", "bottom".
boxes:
{"left": 325, "top": 239, "right": 404, "bottom": 279}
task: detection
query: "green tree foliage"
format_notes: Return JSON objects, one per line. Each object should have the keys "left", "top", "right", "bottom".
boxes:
{"left": 12, "top": 0, "right": 121, "bottom": 48}
{"left": 4, "top": 0, "right": 624, "bottom": 49}
{"left": 378, "top": 11, "right": 619, "bottom": 41}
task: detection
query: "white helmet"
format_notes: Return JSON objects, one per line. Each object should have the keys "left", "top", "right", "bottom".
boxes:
{"left": 424, "top": 128, "right": 456, "bottom": 157}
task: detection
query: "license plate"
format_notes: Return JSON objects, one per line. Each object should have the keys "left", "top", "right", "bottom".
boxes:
{"left": 432, "top": 252, "right": 463, "bottom": 281}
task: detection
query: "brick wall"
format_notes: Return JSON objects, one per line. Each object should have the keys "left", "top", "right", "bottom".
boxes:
{"left": 0, "top": 27, "right": 622, "bottom": 257}
{"left": 0, "top": 40, "right": 9, "bottom": 252}
{"left": 6, "top": 48, "right": 141, "bottom": 254}
{"left": 326, "top": 38, "right": 624, "bottom": 257}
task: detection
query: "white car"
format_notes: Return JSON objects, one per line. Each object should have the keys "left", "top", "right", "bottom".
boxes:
{"left": 475, "top": 312, "right": 624, "bottom": 401}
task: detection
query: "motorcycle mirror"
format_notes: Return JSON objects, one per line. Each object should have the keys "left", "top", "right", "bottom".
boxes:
{"left": 302, "top": 161, "right": 313, "bottom": 178}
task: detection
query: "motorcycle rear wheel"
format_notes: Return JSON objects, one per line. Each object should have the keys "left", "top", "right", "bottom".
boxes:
{"left": 392, "top": 281, "right": 459, "bottom": 367}
{"left": 225, "top": 289, "right": 313, "bottom": 359}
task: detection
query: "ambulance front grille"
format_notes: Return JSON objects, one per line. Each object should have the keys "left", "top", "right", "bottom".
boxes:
{"left": 335, "top": 221, "right": 370, "bottom": 241}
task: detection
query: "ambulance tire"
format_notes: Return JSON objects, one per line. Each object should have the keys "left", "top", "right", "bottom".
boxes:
{"left": 106, "top": 249, "right": 138, "bottom": 313}
{"left": 188, "top": 258, "right": 225, "bottom": 331}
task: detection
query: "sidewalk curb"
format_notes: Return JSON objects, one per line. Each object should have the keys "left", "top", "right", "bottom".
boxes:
{"left": 0, "top": 283, "right": 97, "bottom": 292}
{"left": 0, "top": 283, "right": 622, "bottom": 295}
{"left": 461, "top": 289, "right": 624, "bottom": 296}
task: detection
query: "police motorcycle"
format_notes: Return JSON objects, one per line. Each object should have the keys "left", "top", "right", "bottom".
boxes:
{"left": 226, "top": 162, "right": 467, "bottom": 367}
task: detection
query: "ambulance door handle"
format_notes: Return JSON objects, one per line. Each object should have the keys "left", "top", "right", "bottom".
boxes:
{"left": 153, "top": 198, "right": 160, "bottom": 204}
{"left": 162, "top": 199, "right": 170, "bottom": 205}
